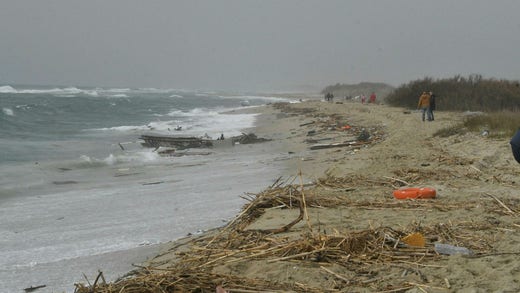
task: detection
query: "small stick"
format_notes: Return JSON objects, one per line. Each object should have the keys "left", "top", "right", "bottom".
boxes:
{"left": 299, "top": 170, "right": 313, "bottom": 232}
{"left": 23, "top": 285, "right": 46, "bottom": 292}
{"left": 92, "top": 271, "right": 104, "bottom": 290}
{"left": 485, "top": 193, "right": 517, "bottom": 216}
{"left": 82, "top": 273, "right": 92, "bottom": 288}
{"left": 267, "top": 248, "right": 325, "bottom": 263}
{"left": 222, "top": 289, "right": 274, "bottom": 293}
{"left": 374, "top": 286, "right": 414, "bottom": 293}
{"left": 469, "top": 165, "right": 481, "bottom": 172}
{"left": 195, "top": 251, "right": 239, "bottom": 268}
{"left": 406, "top": 281, "right": 449, "bottom": 290}
{"left": 397, "top": 260, "right": 447, "bottom": 268}
{"left": 225, "top": 246, "right": 287, "bottom": 264}
{"left": 383, "top": 176, "right": 410, "bottom": 186}
{"left": 444, "top": 278, "right": 451, "bottom": 289}
{"left": 320, "top": 266, "right": 350, "bottom": 284}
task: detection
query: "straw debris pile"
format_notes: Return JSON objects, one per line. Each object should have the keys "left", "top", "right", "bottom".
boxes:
{"left": 74, "top": 172, "right": 515, "bottom": 293}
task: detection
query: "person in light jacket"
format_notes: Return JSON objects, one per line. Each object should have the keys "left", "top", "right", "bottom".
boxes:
{"left": 417, "top": 92, "right": 431, "bottom": 122}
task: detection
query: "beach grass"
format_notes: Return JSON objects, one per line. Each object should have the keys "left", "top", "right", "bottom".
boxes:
{"left": 434, "top": 111, "right": 520, "bottom": 138}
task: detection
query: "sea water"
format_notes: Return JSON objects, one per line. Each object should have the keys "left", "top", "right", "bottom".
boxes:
{"left": 0, "top": 85, "right": 293, "bottom": 293}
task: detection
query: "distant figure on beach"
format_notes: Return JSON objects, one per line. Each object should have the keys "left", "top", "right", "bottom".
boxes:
{"left": 219, "top": 133, "right": 225, "bottom": 140}
{"left": 361, "top": 94, "right": 366, "bottom": 104}
{"left": 369, "top": 92, "right": 376, "bottom": 103}
{"left": 324, "top": 92, "right": 334, "bottom": 102}
{"left": 510, "top": 129, "right": 520, "bottom": 164}
{"left": 417, "top": 92, "right": 431, "bottom": 122}
{"left": 428, "top": 91, "right": 436, "bottom": 121}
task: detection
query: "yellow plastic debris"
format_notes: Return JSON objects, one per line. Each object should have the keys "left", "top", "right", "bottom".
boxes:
{"left": 402, "top": 232, "right": 426, "bottom": 247}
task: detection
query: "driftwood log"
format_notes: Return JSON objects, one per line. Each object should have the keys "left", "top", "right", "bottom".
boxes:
{"left": 310, "top": 140, "right": 369, "bottom": 150}
{"left": 232, "top": 133, "right": 272, "bottom": 144}
{"left": 140, "top": 135, "right": 213, "bottom": 149}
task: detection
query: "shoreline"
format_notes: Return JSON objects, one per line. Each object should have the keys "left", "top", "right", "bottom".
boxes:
{"left": 67, "top": 101, "right": 307, "bottom": 289}
{"left": 76, "top": 99, "right": 520, "bottom": 292}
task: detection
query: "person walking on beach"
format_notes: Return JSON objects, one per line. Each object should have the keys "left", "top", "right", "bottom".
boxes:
{"left": 361, "top": 94, "right": 366, "bottom": 104}
{"left": 369, "top": 92, "right": 376, "bottom": 104}
{"left": 324, "top": 92, "right": 334, "bottom": 102}
{"left": 417, "top": 92, "right": 431, "bottom": 122}
{"left": 428, "top": 91, "right": 436, "bottom": 121}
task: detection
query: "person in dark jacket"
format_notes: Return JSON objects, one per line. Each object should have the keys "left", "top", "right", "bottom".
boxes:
{"left": 510, "top": 129, "right": 520, "bottom": 163}
{"left": 428, "top": 91, "right": 436, "bottom": 121}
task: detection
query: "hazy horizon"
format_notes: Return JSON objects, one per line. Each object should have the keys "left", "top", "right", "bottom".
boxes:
{"left": 1, "top": 0, "right": 520, "bottom": 92}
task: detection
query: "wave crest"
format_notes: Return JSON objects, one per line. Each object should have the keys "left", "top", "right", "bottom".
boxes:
{"left": 2, "top": 107, "right": 14, "bottom": 116}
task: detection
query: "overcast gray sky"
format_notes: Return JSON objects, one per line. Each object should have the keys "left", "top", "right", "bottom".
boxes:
{"left": 1, "top": 0, "right": 520, "bottom": 91}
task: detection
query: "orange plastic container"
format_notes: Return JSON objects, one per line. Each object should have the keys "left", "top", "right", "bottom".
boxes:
{"left": 393, "top": 187, "right": 436, "bottom": 199}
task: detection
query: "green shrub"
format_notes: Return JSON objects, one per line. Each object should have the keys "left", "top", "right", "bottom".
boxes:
{"left": 386, "top": 74, "right": 520, "bottom": 112}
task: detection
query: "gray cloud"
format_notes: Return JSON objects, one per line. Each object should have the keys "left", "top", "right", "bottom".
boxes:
{"left": 1, "top": 0, "right": 519, "bottom": 91}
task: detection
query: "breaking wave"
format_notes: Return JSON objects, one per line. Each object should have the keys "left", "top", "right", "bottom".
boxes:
{"left": 2, "top": 107, "right": 14, "bottom": 116}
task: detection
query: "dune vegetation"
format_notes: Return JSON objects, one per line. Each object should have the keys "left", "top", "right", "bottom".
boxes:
{"left": 384, "top": 75, "right": 520, "bottom": 138}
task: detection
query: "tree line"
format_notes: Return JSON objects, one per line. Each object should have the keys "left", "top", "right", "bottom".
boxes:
{"left": 385, "top": 74, "right": 520, "bottom": 112}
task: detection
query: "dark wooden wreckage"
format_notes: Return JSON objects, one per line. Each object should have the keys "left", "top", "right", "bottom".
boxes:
{"left": 139, "top": 133, "right": 271, "bottom": 150}
{"left": 140, "top": 134, "right": 213, "bottom": 149}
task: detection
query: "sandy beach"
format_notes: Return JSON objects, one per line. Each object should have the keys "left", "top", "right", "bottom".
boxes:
{"left": 77, "top": 99, "right": 520, "bottom": 292}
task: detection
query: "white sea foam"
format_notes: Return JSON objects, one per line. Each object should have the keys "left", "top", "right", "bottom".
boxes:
{"left": 169, "top": 94, "right": 183, "bottom": 98}
{"left": 0, "top": 85, "right": 16, "bottom": 93}
{"left": 162, "top": 108, "right": 258, "bottom": 138}
{"left": 103, "top": 151, "right": 160, "bottom": 165}
{"left": 15, "top": 104, "right": 32, "bottom": 109}
{"left": 105, "top": 88, "right": 131, "bottom": 93}
{"left": 77, "top": 151, "right": 160, "bottom": 167}
{"left": 0, "top": 85, "right": 100, "bottom": 96}
{"left": 89, "top": 124, "right": 150, "bottom": 132}
{"left": 2, "top": 107, "right": 14, "bottom": 116}
{"left": 89, "top": 107, "right": 257, "bottom": 140}
{"left": 137, "top": 87, "right": 175, "bottom": 94}
{"left": 108, "top": 94, "right": 129, "bottom": 98}
{"left": 54, "top": 94, "right": 77, "bottom": 98}
{"left": 218, "top": 94, "right": 291, "bottom": 103}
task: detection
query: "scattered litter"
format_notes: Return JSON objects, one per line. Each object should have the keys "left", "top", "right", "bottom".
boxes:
{"left": 434, "top": 243, "right": 473, "bottom": 256}
{"left": 402, "top": 232, "right": 425, "bottom": 247}
{"left": 393, "top": 187, "right": 436, "bottom": 199}
{"left": 307, "top": 130, "right": 316, "bottom": 136}
{"left": 357, "top": 129, "right": 370, "bottom": 141}
{"left": 24, "top": 285, "right": 46, "bottom": 292}
{"left": 52, "top": 181, "right": 78, "bottom": 185}
{"left": 142, "top": 181, "right": 164, "bottom": 186}
{"left": 299, "top": 121, "right": 315, "bottom": 127}
{"left": 231, "top": 133, "right": 271, "bottom": 144}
